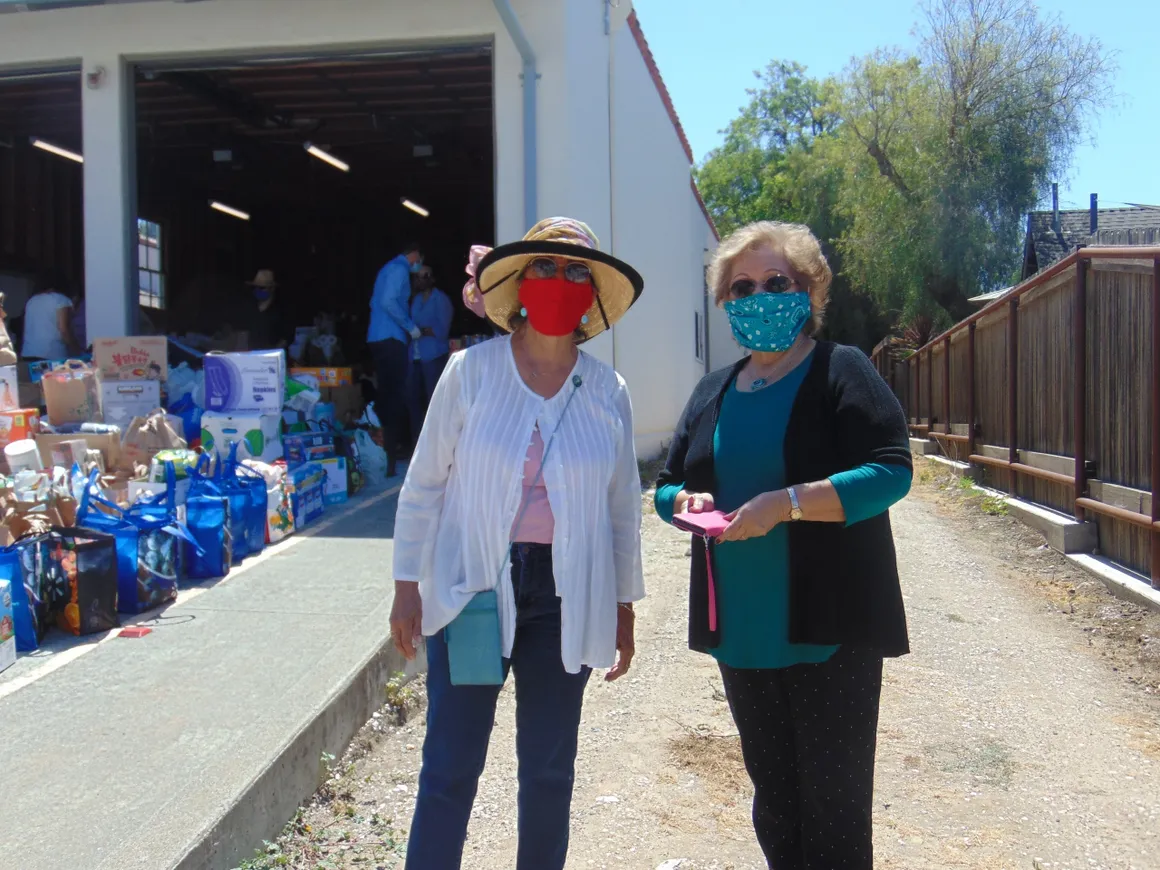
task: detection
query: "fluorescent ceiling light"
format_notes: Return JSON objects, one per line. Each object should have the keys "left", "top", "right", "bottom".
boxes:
{"left": 304, "top": 142, "right": 349, "bottom": 173}
{"left": 402, "top": 198, "right": 429, "bottom": 218}
{"left": 209, "top": 200, "right": 251, "bottom": 221}
{"left": 30, "top": 137, "right": 83, "bottom": 163}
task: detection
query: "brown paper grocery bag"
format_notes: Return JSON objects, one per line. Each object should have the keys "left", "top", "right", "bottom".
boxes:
{"left": 121, "top": 409, "right": 187, "bottom": 471}
{"left": 42, "top": 362, "right": 101, "bottom": 426}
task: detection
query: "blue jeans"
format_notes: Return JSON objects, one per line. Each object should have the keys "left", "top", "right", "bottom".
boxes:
{"left": 405, "top": 544, "right": 591, "bottom": 870}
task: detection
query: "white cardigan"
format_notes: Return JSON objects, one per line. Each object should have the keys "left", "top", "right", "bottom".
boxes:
{"left": 392, "top": 335, "right": 645, "bottom": 673}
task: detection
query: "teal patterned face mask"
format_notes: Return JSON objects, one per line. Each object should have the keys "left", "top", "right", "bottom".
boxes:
{"left": 724, "top": 290, "right": 812, "bottom": 352}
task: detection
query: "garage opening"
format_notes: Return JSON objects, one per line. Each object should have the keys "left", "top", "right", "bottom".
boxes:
{"left": 0, "top": 69, "right": 84, "bottom": 353}
{"left": 135, "top": 45, "right": 496, "bottom": 358}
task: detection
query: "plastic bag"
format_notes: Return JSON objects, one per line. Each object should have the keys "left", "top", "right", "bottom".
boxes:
{"left": 355, "top": 429, "right": 388, "bottom": 485}
{"left": 167, "top": 362, "right": 204, "bottom": 408}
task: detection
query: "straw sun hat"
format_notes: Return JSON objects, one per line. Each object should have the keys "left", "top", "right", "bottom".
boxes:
{"left": 468, "top": 218, "right": 644, "bottom": 342}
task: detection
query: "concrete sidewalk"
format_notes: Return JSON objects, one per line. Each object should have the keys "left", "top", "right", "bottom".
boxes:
{"left": 0, "top": 482, "right": 409, "bottom": 870}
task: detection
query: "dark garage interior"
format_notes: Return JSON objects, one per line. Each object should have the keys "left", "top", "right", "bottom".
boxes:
{"left": 0, "top": 45, "right": 496, "bottom": 355}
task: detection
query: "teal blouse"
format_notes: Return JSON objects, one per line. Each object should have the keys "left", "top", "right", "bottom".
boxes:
{"left": 656, "top": 352, "right": 912, "bottom": 669}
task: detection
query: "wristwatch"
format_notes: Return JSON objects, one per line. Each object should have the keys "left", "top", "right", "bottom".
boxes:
{"left": 786, "top": 487, "right": 803, "bottom": 522}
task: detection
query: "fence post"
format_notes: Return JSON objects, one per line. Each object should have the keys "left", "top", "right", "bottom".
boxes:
{"left": 1152, "top": 257, "right": 1159, "bottom": 589}
{"left": 1075, "top": 260, "right": 1088, "bottom": 522}
{"left": 1008, "top": 298, "right": 1020, "bottom": 487}
{"left": 943, "top": 336, "right": 952, "bottom": 441}
{"left": 912, "top": 353, "right": 920, "bottom": 427}
{"left": 926, "top": 346, "right": 934, "bottom": 432}
{"left": 967, "top": 322, "right": 977, "bottom": 458}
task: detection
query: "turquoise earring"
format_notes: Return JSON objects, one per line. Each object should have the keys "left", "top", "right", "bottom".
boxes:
{"left": 580, "top": 314, "right": 589, "bottom": 325}
{"left": 520, "top": 307, "right": 527, "bottom": 317}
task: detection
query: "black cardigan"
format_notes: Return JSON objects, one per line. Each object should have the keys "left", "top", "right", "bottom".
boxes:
{"left": 657, "top": 342, "right": 913, "bottom": 658}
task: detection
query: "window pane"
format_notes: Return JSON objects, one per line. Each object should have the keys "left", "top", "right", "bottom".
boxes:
{"left": 139, "top": 290, "right": 151, "bottom": 307}
{"left": 139, "top": 269, "right": 151, "bottom": 292}
{"left": 147, "top": 246, "right": 161, "bottom": 272}
{"left": 139, "top": 243, "right": 149, "bottom": 268}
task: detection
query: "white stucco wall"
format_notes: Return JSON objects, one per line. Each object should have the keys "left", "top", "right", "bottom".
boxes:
{"left": 0, "top": 0, "right": 555, "bottom": 338}
{"left": 0, "top": 0, "right": 723, "bottom": 455}
{"left": 606, "top": 13, "right": 722, "bottom": 458}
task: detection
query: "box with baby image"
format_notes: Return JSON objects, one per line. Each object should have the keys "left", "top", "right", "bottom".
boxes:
{"left": 200, "top": 412, "right": 283, "bottom": 463}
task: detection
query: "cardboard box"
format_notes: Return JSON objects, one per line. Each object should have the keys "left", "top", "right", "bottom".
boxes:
{"left": 92, "top": 336, "right": 168, "bottom": 382}
{"left": 0, "top": 579, "right": 15, "bottom": 674}
{"left": 288, "top": 462, "right": 326, "bottom": 529}
{"left": 0, "top": 408, "right": 40, "bottom": 448}
{"left": 200, "top": 411, "right": 283, "bottom": 463}
{"left": 42, "top": 366, "right": 100, "bottom": 426}
{"left": 100, "top": 380, "right": 162, "bottom": 430}
{"left": 317, "top": 456, "right": 349, "bottom": 506}
{"left": 36, "top": 431, "right": 122, "bottom": 471}
{"left": 322, "top": 384, "right": 364, "bottom": 426}
{"left": 0, "top": 365, "right": 19, "bottom": 411}
{"left": 290, "top": 367, "right": 353, "bottom": 388}
{"left": 283, "top": 431, "right": 336, "bottom": 468}
{"left": 128, "top": 477, "right": 192, "bottom": 507}
{"left": 204, "top": 350, "right": 285, "bottom": 413}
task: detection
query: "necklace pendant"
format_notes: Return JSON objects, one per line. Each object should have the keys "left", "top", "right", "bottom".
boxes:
{"left": 751, "top": 377, "right": 767, "bottom": 390}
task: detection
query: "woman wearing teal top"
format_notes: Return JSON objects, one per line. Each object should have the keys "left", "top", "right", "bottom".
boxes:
{"left": 656, "top": 221, "right": 912, "bottom": 870}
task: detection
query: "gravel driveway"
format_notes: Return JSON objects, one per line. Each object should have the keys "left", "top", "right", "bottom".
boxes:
{"left": 260, "top": 464, "right": 1160, "bottom": 870}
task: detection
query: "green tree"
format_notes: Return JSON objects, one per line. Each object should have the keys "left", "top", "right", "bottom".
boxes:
{"left": 838, "top": 0, "right": 1115, "bottom": 321}
{"left": 697, "top": 0, "right": 1115, "bottom": 332}
{"left": 697, "top": 62, "right": 892, "bottom": 350}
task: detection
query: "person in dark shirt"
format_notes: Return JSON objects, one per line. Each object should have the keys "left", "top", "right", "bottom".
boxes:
{"left": 241, "top": 269, "right": 289, "bottom": 350}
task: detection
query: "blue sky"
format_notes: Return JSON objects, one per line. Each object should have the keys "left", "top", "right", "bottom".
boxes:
{"left": 633, "top": 0, "right": 1160, "bottom": 211}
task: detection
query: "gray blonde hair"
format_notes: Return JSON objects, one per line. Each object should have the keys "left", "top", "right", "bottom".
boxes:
{"left": 707, "top": 221, "right": 833, "bottom": 333}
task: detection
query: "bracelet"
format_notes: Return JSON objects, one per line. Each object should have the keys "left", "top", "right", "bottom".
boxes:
{"left": 617, "top": 602, "right": 634, "bottom": 611}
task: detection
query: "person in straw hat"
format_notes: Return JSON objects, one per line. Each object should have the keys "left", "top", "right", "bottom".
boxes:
{"left": 390, "top": 217, "right": 645, "bottom": 870}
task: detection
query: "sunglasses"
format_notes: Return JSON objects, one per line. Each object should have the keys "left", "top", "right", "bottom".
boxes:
{"left": 525, "top": 257, "right": 593, "bottom": 284}
{"left": 729, "top": 274, "right": 799, "bottom": 298}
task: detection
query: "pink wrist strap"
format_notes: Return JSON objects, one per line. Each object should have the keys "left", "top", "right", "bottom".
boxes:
{"left": 705, "top": 543, "right": 717, "bottom": 632}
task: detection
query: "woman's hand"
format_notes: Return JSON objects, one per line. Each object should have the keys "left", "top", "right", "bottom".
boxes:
{"left": 605, "top": 604, "right": 636, "bottom": 682}
{"left": 389, "top": 581, "right": 423, "bottom": 660}
{"left": 718, "top": 490, "right": 790, "bottom": 543}
{"left": 676, "top": 490, "right": 716, "bottom": 514}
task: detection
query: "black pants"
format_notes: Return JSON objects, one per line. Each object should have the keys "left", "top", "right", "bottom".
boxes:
{"left": 719, "top": 645, "right": 884, "bottom": 870}
{"left": 368, "top": 338, "right": 411, "bottom": 467}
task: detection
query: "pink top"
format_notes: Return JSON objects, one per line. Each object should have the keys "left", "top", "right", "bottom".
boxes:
{"left": 510, "top": 427, "right": 555, "bottom": 544}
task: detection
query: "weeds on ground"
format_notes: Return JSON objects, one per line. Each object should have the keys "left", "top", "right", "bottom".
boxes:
{"left": 384, "top": 673, "right": 416, "bottom": 726}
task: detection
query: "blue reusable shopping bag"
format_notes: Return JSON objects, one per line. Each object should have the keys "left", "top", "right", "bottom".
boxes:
{"left": 74, "top": 470, "right": 142, "bottom": 612}
{"left": 0, "top": 541, "right": 45, "bottom": 652}
{"left": 224, "top": 441, "right": 267, "bottom": 556}
{"left": 186, "top": 457, "right": 232, "bottom": 580}
{"left": 211, "top": 450, "right": 251, "bottom": 563}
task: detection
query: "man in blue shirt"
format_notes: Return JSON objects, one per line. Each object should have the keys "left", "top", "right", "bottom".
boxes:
{"left": 368, "top": 243, "right": 423, "bottom": 476}
{"left": 406, "top": 265, "right": 454, "bottom": 432}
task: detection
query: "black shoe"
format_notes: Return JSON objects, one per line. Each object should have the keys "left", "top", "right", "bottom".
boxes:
{"left": 387, "top": 460, "right": 398, "bottom": 478}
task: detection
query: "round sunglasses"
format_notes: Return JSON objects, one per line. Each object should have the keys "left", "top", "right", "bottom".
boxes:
{"left": 729, "top": 274, "right": 800, "bottom": 297}
{"left": 524, "top": 257, "right": 593, "bottom": 285}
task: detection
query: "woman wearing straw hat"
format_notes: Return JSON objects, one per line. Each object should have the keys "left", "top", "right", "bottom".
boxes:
{"left": 390, "top": 217, "right": 645, "bottom": 870}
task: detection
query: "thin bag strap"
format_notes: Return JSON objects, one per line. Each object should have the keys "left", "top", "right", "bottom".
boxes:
{"left": 498, "top": 374, "right": 584, "bottom": 584}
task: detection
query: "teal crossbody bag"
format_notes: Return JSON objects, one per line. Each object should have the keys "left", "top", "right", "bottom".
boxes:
{"left": 445, "top": 375, "right": 583, "bottom": 685}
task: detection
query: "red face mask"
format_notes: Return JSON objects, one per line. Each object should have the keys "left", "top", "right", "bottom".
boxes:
{"left": 518, "top": 277, "right": 594, "bottom": 337}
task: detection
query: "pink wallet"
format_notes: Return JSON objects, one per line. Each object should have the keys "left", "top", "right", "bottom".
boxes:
{"left": 672, "top": 510, "right": 728, "bottom": 632}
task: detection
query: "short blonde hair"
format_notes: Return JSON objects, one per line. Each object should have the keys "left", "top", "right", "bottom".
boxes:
{"left": 708, "top": 221, "right": 833, "bottom": 333}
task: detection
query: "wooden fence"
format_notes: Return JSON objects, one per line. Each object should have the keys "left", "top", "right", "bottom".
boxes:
{"left": 871, "top": 247, "right": 1160, "bottom": 589}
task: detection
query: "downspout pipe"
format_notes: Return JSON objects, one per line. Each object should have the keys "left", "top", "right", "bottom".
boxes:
{"left": 492, "top": 0, "right": 538, "bottom": 228}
